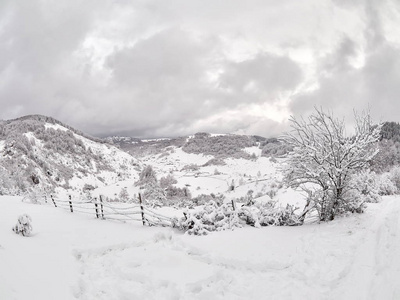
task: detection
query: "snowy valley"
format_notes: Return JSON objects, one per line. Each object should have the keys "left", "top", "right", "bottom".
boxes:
{"left": 1, "top": 115, "right": 400, "bottom": 299}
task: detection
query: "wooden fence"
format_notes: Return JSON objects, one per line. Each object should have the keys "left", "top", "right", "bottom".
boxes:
{"left": 48, "top": 194, "right": 173, "bottom": 227}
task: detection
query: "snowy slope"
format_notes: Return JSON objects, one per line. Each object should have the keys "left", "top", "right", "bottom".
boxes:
{"left": 0, "top": 116, "right": 142, "bottom": 198}
{"left": 1, "top": 196, "right": 400, "bottom": 299}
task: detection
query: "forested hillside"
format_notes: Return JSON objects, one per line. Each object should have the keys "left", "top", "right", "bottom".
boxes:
{"left": 372, "top": 122, "right": 400, "bottom": 172}
{"left": 0, "top": 115, "right": 140, "bottom": 196}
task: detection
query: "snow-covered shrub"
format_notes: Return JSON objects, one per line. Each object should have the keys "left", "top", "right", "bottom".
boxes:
{"left": 22, "top": 189, "right": 45, "bottom": 204}
{"left": 389, "top": 166, "right": 400, "bottom": 192}
{"left": 142, "top": 181, "right": 166, "bottom": 207}
{"left": 266, "top": 189, "right": 277, "bottom": 199}
{"left": 164, "top": 186, "right": 191, "bottom": 204}
{"left": 378, "top": 172, "right": 397, "bottom": 195}
{"left": 238, "top": 200, "right": 302, "bottom": 227}
{"left": 174, "top": 201, "right": 241, "bottom": 235}
{"left": 181, "top": 164, "right": 200, "bottom": 172}
{"left": 191, "top": 193, "right": 225, "bottom": 207}
{"left": 350, "top": 170, "right": 381, "bottom": 203}
{"left": 83, "top": 184, "right": 95, "bottom": 192}
{"left": 214, "top": 168, "right": 221, "bottom": 175}
{"left": 12, "top": 214, "right": 32, "bottom": 236}
{"left": 159, "top": 174, "right": 178, "bottom": 189}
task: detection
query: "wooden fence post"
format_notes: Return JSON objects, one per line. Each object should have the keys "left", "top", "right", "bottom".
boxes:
{"left": 99, "top": 195, "right": 104, "bottom": 219}
{"left": 51, "top": 195, "right": 57, "bottom": 207}
{"left": 94, "top": 197, "right": 99, "bottom": 219}
{"left": 139, "top": 193, "right": 146, "bottom": 226}
{"left": 69, "top": 195, "right": 73, "bottom": 213}
{"left": 231, "top": 199, "right": 235, "bottom": 211}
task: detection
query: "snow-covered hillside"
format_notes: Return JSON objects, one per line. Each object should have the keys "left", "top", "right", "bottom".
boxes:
{"left": 0, "top": 115, "right": 141, "bottom": 198}
{"left": 2, "top": 195, "right": 400, "bottom": 299}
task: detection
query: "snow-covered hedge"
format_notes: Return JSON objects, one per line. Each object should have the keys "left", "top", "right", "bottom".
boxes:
{"left": 238, "top": 201, "right": 302, "bottom": 227}
{"left": 174, "top": 199, "right": 302, "bottom": 235}
{"left": 174, "top": 201, "right": 241, "bottom": 235}
{"left": 12, "top": 214, "right": 32, "bottom": 237}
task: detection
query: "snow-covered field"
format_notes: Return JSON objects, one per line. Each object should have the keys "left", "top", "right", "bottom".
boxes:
{"left": 2, "top": 195, "right": 400, "bottom": 299}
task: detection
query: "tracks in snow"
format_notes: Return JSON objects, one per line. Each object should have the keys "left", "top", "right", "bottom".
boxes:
{"left": 334, "top": 198, "right": 400, "bottom": 299}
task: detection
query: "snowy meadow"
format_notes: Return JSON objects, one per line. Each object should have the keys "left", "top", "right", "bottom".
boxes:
{"left": 2, "top": 195, "right": 400, "bottom": 299}
{"left": 2, "top": 114, "right": 400, "bottom": 299}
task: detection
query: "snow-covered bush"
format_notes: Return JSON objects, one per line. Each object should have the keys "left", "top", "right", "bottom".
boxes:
{"left": 174, "top": 198, "right": 303, "bottom": 235}
{"left": 181, "top": 164, "right": 200, "bottom": 172}
{"left": 142, "top": 181, "right": 166, "bottom": 207}
{"left": 190, "top": 193, "right": 225, "bottom": 207}
{"left": 350, "top": 170, "right": 381, "bottom": 203}
{"left": 22, "top": 189, "right": 45, "bottom": 204}
{"left": 238, "top": 200, "right": 302, "bottom": 227}
{"left": 389, "top": 166, "right": 400, "bottom": 192}
{"left": 174, "top": 201, "right": 241, "bottom": 235}
{"left": 164, "top": 186, "right": 191, "bottom": 204}
{"left": 378, "top": 172, "right": 398, "bottom": 195}
{"left": 159, "top": 174, "right": 178, "bottom": 189}
{"left": 12, "top": 214, "right": 32, "bottom": 236}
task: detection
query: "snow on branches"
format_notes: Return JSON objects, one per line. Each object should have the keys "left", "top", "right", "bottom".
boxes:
{"left": 174, "top": 199, "right": 302, "bottom": 235}
{"left": 281, "top": 108, "right": 382, "bottom": 221}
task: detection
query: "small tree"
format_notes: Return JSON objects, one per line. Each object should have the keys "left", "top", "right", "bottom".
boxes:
{"left": 135, "top": 165, "right": 157, "bottom": 187}
{"left": 282, "top": 108, "right": 381, "bottom": 222}
{"left": 118, "top": 187, "right": 130, "bottom": 202}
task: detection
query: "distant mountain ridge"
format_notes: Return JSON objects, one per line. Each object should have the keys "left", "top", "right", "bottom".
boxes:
{"left": 107, "top": 132, "right": 291, "bottom": 159}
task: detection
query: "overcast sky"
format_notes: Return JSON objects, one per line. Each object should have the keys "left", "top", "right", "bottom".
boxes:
{"left": 1, "top": 0, "right": 399, "bottom": 138}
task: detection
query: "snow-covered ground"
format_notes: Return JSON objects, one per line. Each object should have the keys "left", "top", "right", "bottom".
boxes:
{"left": 2, "top": 195, "right": 400, "bottom": 299}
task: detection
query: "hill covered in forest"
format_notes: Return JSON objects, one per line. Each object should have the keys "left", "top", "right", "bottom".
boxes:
{"left": 0, "top": 115, "right": 141, "bottom": 197}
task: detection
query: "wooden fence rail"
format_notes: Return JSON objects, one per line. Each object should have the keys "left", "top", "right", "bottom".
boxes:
{"left": 49, "top": 193, "right": 173, "bottom": 227}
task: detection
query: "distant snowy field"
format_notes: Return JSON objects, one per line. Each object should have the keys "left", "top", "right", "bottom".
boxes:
{"left": 2, "top": 196, "right": 400, "bottom": 299}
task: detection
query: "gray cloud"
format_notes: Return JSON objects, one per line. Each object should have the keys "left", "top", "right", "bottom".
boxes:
{"left": 1, "top": 0, "right": 400, "bottom": 138}
{"left": 219, "top": 53, "right": 303, "bottom": 100}
{"left": 290, "top": 0, "right": 400, "bottom": 126}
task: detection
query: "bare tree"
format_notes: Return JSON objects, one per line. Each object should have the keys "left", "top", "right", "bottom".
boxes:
{"left": 282, "top": 108, "right": 382, "bottom": 222}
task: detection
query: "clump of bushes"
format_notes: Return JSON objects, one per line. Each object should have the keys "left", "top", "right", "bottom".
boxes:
{"left": 173, "top": 201, "right": 241, "bottom": 235}
{"left": 174, "top": 199, "right": 302, "bottom": 235}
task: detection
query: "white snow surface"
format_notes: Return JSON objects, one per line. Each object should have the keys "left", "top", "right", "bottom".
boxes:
{"left": 1, "top": 196, "right": 400, "bottom": 299}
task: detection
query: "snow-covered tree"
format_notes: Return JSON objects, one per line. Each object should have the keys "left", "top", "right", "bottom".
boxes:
{"left": 135, "top": 165, "right": 157, "bottom": 187}
{"left": 118, "top": 187, "right": 130, "bottom": 202}
{"left": 282, "top": 108, "right": 382, "bottom": 221}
